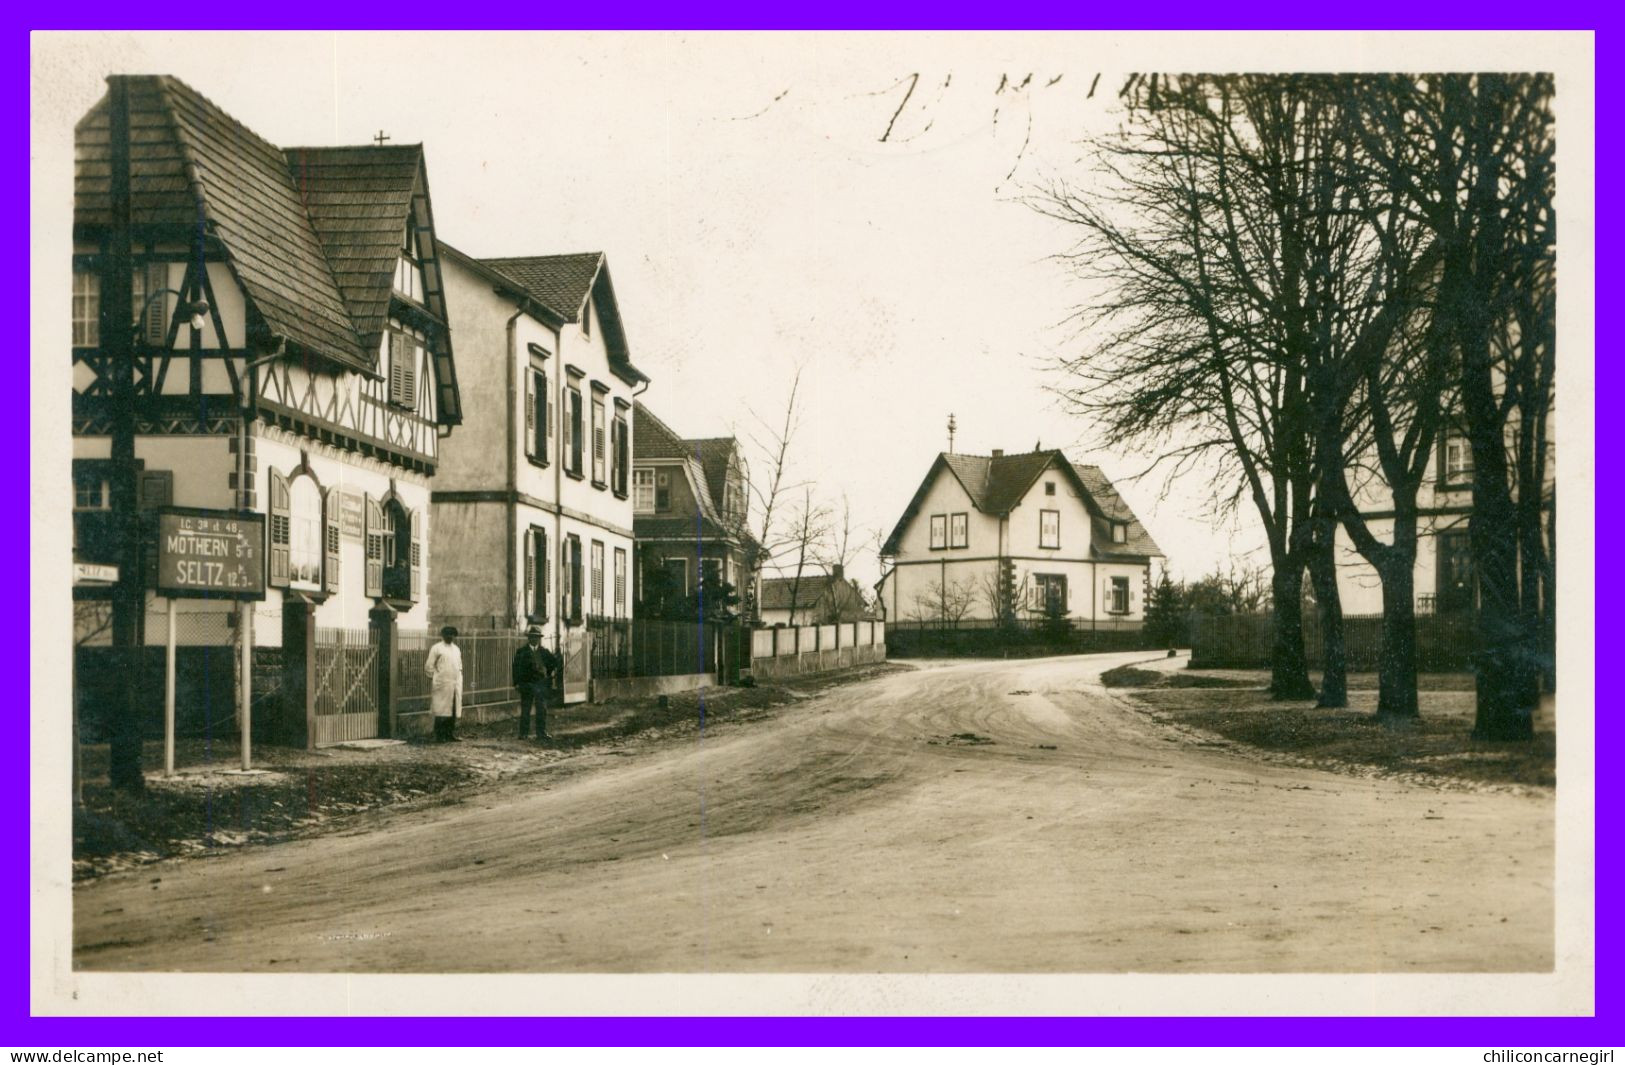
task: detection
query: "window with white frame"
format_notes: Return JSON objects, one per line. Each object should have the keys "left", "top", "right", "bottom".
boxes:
{"left": 591, "top": 391, "right": 607, "bottom": 486}
{"left": 1111, "top": 522, "right": 1128, "bottom": 544}
{"left": 1039, "top": 509, "right": 1060, "bottom": 549}
{"left": 633, "top": 468, "right": 656, "bottom": 513}
{"left": 565, "top": 379, "right": 585, "bottom": 476}
{"left": 73, "top": 262, "right": 167, "bottom": 346}
{"left": 612, "top": 408, "right": 629, "bottom": 495}
{"left": 929, "top": 514, "right": 947, "bottom": 550}
{"left": 1108, "top": 576, "right": 1130, "bottom": 614}
{"left": 1033, "top": 573, "right": 1067, "bottom": 616}
{"left": 288, "top": 475, "right": 324, "bottom": 589}
{"left": 73, "top": 267, "right": 100, "bottom": 347}
{"left": 1443, "top": 434, "right": 1474, "bottom": 486}
{"left": 949, "top": 513, "right": 968, "bottom": 549}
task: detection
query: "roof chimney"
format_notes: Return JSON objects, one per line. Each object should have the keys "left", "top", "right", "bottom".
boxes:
{"left": 832, "top": 564, "right": 844, "bottom": 581}
{"left": 991, "top": 448, "right": 1004, "bottom": 458}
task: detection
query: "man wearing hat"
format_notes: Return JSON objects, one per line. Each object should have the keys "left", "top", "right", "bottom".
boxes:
{"left": 512, "top": 624, "right": 561, "bottom": 741}
{"left": 425, "top": 625, "right": 464, "bottom": 742}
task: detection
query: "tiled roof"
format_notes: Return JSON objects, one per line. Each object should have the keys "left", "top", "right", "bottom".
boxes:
{"left": 759, "top": 574, "right": 855, "bottom": 612}
{"left": 632, "top": 403, "right": 691, "bottom": 461}
{"left": 479, "top": 253, "right": 602, "bottom": 322}
{"left": 75, "top": 76, "right": 369, "bottom": 371}
{"left": 881, "top": 449, "right": 1163, "bottom": 559}
{"left": 285, "top": 144, "right": 424, "bottom": 355}
{"left": 691, "top": 437, "right": 738, "bottom": 514}
{"left": 634, "top": 515, "right": 735, "bottom": 543}
{"left": 481, "top": 253, "right": 648, "bottom": 385}
{"left": 1073, "top": 463, "right": 1164, "bottom": 560}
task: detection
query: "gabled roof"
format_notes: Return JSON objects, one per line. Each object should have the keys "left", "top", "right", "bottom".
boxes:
{"left": 691, "top": 437, "right": 739, "bottom": 514}
{"left": 880, "top": 448, "right": 1163, "bottom": 560}
{"left": 631, "top": 402, "right": 692, "bottom": 461}
{"left": 480, "top": 253, "right": 648, "bottom": 386}
{"left": 76, "top": 76, "right": 364, "bottom": 370}
{"left": 74, "top": 75, "right": 461, "bottom": 424}
{"left": 759, "top": 573, "right": 861, "bottom": 612}
{"left": 632, "top": 404, "right": 759, "bottom": 554}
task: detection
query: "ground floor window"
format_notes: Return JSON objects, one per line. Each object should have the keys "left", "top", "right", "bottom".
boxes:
{"left": 1107, "top": 575, "right": 1129, "bottom": 614}
{"left": 1033, "top": 573, "right": 1067, "bottom": 617}
{"left": 1437, "top": 529, "right": 1475, "bottom": 614}
{"left": 613, "top": 547, "right": 627, "bottom": 618}
{"left": 590, "top": 540, "right": 606, "bottom": 618}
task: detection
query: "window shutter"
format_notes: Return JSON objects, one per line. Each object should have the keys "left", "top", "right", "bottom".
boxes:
{"left": 136, "top": 470, "right": 172, "bottom": 509}
{"left": 546, "top": 388, "right": 555, "bottom": 465}
{"left": 388, "top": 334, "right": 404, "bottom": 405}
{"left": 402, "top": 340, "right": 417, "bottom": 409}
{"left": 364, "top": 494, "right": 384, "bottom": 598}
{"left": 571, "top": 392, "right": 584, "bottom": 473}
{"left": 323, "top": 489, "right": 341, "bottom": 593}
{"left": 524, "top": 529, "right": 535, "bottom": 618}
{"left": 524, "top": 372, "right": 537, "bottom": 460}
{"left": 144, "top": 263, "right": 167, "bottom": 343}
{"left": 269, "top": 468, "right": 290, "bottom": 588}
{"left": 540, "top": 527, "right": 550, "bottom": 622}
{"left": 410, "top": 508, "right": 424, "bottom": 600}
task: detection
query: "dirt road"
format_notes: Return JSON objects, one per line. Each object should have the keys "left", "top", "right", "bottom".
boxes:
{"left": 73, "top": 653, "right": 1553, "bottom": 972}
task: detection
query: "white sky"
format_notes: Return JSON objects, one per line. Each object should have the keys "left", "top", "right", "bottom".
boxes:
{"left": 35, "top": 31, "right": 1397, "bottom": 591}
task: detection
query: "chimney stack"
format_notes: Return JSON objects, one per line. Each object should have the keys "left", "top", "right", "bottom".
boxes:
{"left": 991, "top": 448, "right": 1004, "bottom": 458}
{"left": 832, "top": 564, "right": 844, "bottom": 581}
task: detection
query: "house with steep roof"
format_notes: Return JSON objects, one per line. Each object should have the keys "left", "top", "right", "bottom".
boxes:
{"left": 71, "top": 75, "right": 462, "bottom": 743}
{"left": 630, "top": 403, "right": 760, "bottom": 619}
{"left": 876, "top": 448, "right": 1163, "bottom": 627}
{"left": 757, "top": 567, "right": 868, "bottom": 627}
{"left": 429, "top": 243, "right": 648, "bottom": 679}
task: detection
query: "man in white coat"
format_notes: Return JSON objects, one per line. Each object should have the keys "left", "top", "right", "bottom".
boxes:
{"left": 425, "top": 625, "right": 464, "bottom": 742}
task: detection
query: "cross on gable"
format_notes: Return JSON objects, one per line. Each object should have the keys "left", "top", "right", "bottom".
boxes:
{"left": 373, "top": 130, "right": 391, "bottom": 146}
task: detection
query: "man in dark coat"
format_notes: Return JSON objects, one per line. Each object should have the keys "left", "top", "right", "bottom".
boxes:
{"left": 512, "top": 624, "right": 561, "bottom": 741}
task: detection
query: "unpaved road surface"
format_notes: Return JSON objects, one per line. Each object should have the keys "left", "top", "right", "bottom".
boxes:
{"left": 74, "top": 653, "right": 1552, "bottom": 972}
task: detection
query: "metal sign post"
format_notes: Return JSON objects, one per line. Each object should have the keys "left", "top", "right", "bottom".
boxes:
{"left": 240, "top": 602, "right": 252, "bottom": 770}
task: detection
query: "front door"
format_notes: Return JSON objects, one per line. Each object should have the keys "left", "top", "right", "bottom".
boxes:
{"left": 562, "top": 629, "right": 592, "bottom": 705}
{"left": 1437, "top": 530, "right": 1476, "bottom": 614}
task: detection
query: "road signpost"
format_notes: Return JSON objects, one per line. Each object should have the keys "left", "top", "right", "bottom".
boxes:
{"left": 153, "top": 508, "right": 267, "bottom": 772}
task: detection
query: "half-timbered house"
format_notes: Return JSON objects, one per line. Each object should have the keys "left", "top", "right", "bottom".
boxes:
{"left": 72, "top": 75, "right": 462, "bottom": 743}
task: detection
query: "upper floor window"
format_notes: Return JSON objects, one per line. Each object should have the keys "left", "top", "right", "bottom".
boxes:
{"left": 564, "top": 378, "right": 585, "bottom": 477}
{"left": 950, "top": 512, "right": 968, "bottom": 549}
{"left": 73, "top": 262, "right": 169, "bottom": 347}
{"left": 611, "top": 409, "right": 629, "bottom": 496}
{"left": 633, "top": 468, "right": 655, "bottom": 513}
{"left": 591, "top": 390, "right": 608, "bottom": 487}
{"left": 1443, "top": 434, "right": 1474, "bottom": 487}
{"left": 386, "top": 329, "right": 421, "bottom": 410}
{"left": 929, "top": 514, "right": 947, "bottom": 550}
{"left": 73, "top": 466, "right": 109, "bottom": 510}
{"left": 525, "top": 366, "right": 550, "bottom": 464}
{"left": 655, "top": 470, "right": 671, "bottom": 511}
{"left": 1044, "top": 481, "right": 1056, "bottom": 496}
{"left": 1039, "top": 509, "right": 1060, "bottom": 549}
{"left": 1111, "top": 522, "right": 1128, "bottom": 544}
{"left": 394, "top": 221, "right": 425, "bottom": 303}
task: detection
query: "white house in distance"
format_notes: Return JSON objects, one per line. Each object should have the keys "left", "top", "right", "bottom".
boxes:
{"left": 72, "top": 75, "right": 462, "bottom": 745}
{"left": 430, "top": 245, "right": 647, "bottom": 660}
{"left": 877, "top": 448, "right": 1163, "bottom": 627}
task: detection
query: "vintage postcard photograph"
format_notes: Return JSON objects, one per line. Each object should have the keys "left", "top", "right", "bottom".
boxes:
{"left": 29, "top": 30, "right": 1594, "bottom": 1018}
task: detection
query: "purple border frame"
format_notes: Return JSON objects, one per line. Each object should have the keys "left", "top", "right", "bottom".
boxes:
{"left": 16, "top": 9, "right": 1607, "bottom": 1047}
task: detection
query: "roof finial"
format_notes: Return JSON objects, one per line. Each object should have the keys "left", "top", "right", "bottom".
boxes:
{"left": 1035, "top": 438, "right": 1042, "bottom": 452}
{"left": 947, "top": 413, "right": 957, "bottom": 455}
{"left": 373, "top": 129, "right": 391, "bottom": 146}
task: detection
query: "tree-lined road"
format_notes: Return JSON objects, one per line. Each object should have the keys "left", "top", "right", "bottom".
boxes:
{"left": 74, "top": 653, "right": 1552, "bottom": 972}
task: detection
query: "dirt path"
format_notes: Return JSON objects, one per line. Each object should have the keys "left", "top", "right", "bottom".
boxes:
{"left": 73, "top": 652, "right": 1552, "bottom": 972}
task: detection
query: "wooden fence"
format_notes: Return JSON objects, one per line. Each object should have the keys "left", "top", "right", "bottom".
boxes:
{"left": 1189, "top": 612, "right": 1480, "bottom": 672}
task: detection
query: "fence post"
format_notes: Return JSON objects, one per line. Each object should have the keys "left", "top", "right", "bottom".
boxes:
{"left": 371, "top": 605, "right": 397, "bottom": 739}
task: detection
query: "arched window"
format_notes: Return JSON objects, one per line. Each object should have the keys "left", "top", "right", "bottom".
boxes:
{"left": 288, "top": 474, "right": 324, "bottom": 589}
{"left": 382, "top": 498, "right": 412, "bottom": 600}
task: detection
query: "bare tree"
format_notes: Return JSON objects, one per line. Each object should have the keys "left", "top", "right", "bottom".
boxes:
{"left": 911, "top": 578, "right": 978, "bottom": 628}
{"left": 742, "top": 368, "right": 804, "bottom": 623}
{"left": 781, "top": 485, "right": 833, "bottom": 627}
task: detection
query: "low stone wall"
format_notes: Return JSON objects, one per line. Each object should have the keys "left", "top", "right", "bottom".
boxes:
{"left": 593, "top": 672, "right": 716, "bottom": 701}
{"left": 749, "top": 642, "right": 886, "bottom": 682}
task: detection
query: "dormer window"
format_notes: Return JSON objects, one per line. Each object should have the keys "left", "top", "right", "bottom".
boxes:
{"left": 393, "top": 221, "right": 426, "bottom": 303}
{"left": 1111, "top": 523, "right": 1128, "bottom": 544}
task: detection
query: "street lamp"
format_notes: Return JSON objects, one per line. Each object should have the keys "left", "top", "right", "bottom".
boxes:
{"left": 135, "top": 288, "right": 209, "bottom": 338}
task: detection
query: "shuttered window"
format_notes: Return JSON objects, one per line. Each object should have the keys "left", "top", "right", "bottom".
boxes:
{"left": 591, "top": 393, "right": 607, "bottom": 486}
{"left": 524, "top": 526, "right": 550, "bottom": 622}
{"left": 525, "top": 368, "right": 549, "bottom": 464}
{"left": 364, "top": 495, "right": 385, "bottom": 598}
{"left": 388, "top": 332, "right": 418, "bottom": 409}
{"left": 268, "top": 468, "right": 291, "bottom": 588}
{"left": 324, "top": 489, "right": 341, "bottom": 593}
{"left": 614, "top": 547, "right": 627, "bottom": 618}
{"left": 590, "top": 540, "right": 605, "bottom": 618}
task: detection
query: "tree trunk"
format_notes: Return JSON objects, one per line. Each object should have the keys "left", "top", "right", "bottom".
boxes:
{"left": 1375, "top": 558, "right": 1419, "bottom": 720}
{"left": 1269, "top": 562, "right": 1316, "bottom": 700}
{"left": 1470, "top": 494, "right": 1538, "bottom": 740}
{"left": 1307, "top": 532, "right": 1347, "bottom": 709}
